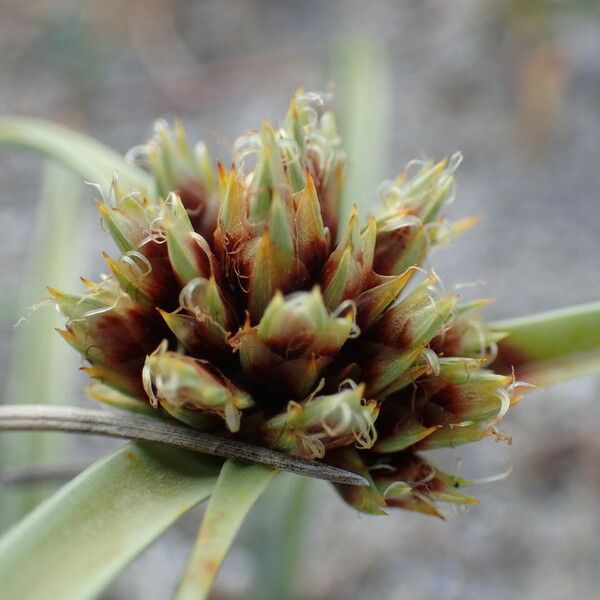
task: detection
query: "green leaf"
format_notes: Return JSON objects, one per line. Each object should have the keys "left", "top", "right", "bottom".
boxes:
{"left": 248, "top": 473, "right": 313, "bottom": 600}
{"left": 0, "top": 443, "right": 222, "bottom": 600}
{"left": 175, "top": 460, "right": 276, "bottom": 600}
{"left": 1, "top": 161, "right": 85, "bottom": 530}
{"left": 333, "top": 37, "right": 392, "bottom": 228}
{"left": 0, "top": 116, "right": 153, "bottom": 196}
{"left": 492, "top": 301, "right": 600, "bottom": 386}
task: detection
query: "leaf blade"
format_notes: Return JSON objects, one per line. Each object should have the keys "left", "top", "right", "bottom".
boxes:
{"left": 0, "top": 116, "right": 153, "bottom": 196}
{"left": 174, "top": 460, "right": 276, "bottom": 600}
{"left": 1, "top": 162, "right": 86, "bottom": 530}
{"left": 0, "top": 442, "right": 222, "bottom": 600}
{"left": 249, "top": 473, "right": 313, "bottom": 600}
{"left": 492, "top": 301, "right": 600, "bottom": 386}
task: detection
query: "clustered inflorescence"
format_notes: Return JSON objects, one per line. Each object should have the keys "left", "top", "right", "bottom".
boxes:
{"left": 52, "top": 91, "right": 522, "bottom": 517}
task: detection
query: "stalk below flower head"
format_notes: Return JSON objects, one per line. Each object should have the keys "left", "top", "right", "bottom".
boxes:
{"left": 51, "top": 90, "right": 526, "bottom": 517}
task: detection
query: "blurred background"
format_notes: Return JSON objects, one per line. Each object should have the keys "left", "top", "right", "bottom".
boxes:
{"left": 1, "top": 1, "right": 600, "bottom": 598}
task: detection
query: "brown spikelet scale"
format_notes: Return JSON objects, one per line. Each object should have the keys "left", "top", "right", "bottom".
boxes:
{"left": 52, "top": 90, "right": 525, "bottom": 516}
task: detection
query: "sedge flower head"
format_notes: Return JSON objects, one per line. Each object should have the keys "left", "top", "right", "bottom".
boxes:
{"left": 52, "top": 90, "right": 521, "bottom": 517}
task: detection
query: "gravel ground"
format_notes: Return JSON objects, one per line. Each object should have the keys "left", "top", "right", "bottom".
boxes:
{"left": 1, "top": 1, "right": 599, "bottom": 599}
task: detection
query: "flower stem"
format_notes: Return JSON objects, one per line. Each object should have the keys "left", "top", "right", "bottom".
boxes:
{"left": 0, "top": 405, "right": 368, "bottom": 486}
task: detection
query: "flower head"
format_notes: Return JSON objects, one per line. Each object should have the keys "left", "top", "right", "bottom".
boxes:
{"left": 52, "top": 90, "right": 524, "bottom": 516}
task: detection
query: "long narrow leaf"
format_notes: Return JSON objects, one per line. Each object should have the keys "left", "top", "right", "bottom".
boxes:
{"left": 333, "top": 37, "right": 392, "bottom": 228}
{"left": 1, "top": 162, "right": 85, "bottom": 530}
{"left": 492, "top": 301, "right": 600, "bottom": 386}
{"left": 175, "top": 460, "right": 276, "bottom": 600}
{"left": 249, "top": 474, "right": 313, "bottom": 600}
{"left": 0, "top": 442, "right": 223, "bottom": 600}
{"left": 0, "top": 116, "right": 153, "bottom": 196}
